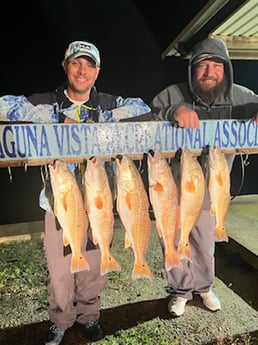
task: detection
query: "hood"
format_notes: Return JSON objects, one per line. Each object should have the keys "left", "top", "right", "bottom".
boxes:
{"left": 188, "top": 38, "right": 233, "bottom": 102}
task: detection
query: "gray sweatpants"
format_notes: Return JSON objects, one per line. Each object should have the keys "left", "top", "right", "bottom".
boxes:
{"left": 44, "top": 211, "right": 107, "bottom": 329}
{"left": 166, "top": 210, "right": 216, "bottom": 300}
{"left": 165, "top": 153, "right": 235, "bottom": 301}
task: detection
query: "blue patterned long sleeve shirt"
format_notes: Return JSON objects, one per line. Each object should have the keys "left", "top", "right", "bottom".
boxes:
{"left": 0, "top": 92, "right": 151, "bottom": 211}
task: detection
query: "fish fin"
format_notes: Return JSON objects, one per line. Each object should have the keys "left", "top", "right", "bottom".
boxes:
{"left": 210, "top": 205, "right": 215, "bottom": 217}
{"left": 124, "top": 231, "right": 131, "bottom": 248}
{"left": 92, "top": 234, "right": 98, "bottom": 246}
{"left": 176, "top": 207, "right": 180, "bottom": 230}
{"left": 214, "top": 226, "right": 229, "bottom": 242}
{"left": 208, "top": 178, "right": 213, "bottom": 193}
{"left": 63, "top": 234, "right": 69, "bottom": 247}
{"left": 94, "top": 196, "right": 103, "bottom": 209}
{"left": 100, "top": 254, "right": 121, "bottom": 275}
{"left": 165, "top": 252, "right": 184, "bottom": 271}
{"left": 125, "top": 193, "right": 132, "bottom": 210}
{"left": 70, "top": 253, "right": 90, "bottom": 273}
{"left": 154, "top": 182, "right": 163, "bottom": 192}
{"left": 156, "top": 226, "right": 162, "bottom": 238}
{"left": 85, "top": 201, "right": 90, "bottom": 214}
{"left": 185, "top": 180, "right": 196, "bottom": 193}
{"left": 177, "top": 242, "right": 193, "bottom": 261}
{"left": 62, "top": 195, "right": 69, "bottom": 212}
{"left": 216, "top": 173, "right": 224, "bottom": 187}
{"left": 53, "top": 202, "right": 58, "bottom": 215}
{"left": 131, "top": 261, "right": 154, "bottom": 280}
{"left": 173, "top": 206, "right": 180, "bottom": 230}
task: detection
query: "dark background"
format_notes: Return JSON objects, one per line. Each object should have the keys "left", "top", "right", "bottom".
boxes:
{"left": 0, "top": 0, "right": 257, "bottom": 224}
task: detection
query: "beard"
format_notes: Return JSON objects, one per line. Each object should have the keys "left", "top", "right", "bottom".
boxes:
{"left": 192, "top": 76, "right": 229, "bottom": 105}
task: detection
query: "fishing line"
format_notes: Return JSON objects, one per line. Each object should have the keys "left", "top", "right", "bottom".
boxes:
{"left": 231, "top": 152, "right": 249, "bottom": 201}
{"left": 7, "top": 166, "right": 12, "bottom": 183}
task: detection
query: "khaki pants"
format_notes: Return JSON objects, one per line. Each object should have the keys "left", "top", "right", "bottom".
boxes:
{"left": 44, "top": 212, "right": 107, "bottom": 329}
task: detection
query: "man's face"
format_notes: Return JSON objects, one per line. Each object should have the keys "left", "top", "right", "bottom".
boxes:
{"left": 62, "top": 56, "right": 100, "bottom": 96}
{"left": 192, "top": 59, "right": 227, "bottom": 103}
{"left": 194, "top": 59, "right": 224, "bottom": 91}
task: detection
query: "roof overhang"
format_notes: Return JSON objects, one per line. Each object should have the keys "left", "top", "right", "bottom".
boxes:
{"left": 162, "top": 0, "right": 258, "bottom": 60}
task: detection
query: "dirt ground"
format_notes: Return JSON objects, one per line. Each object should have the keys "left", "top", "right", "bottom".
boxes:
{"left": 0, "top": 218, "right": 258, "bottom": 345}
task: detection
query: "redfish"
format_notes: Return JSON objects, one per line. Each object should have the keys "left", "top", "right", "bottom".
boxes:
{"left": 48, "top": 160, "right": 90, "bottom": 273}
{"left": 115, "top": 154, "right": 153, "bottom": 280}
{"left": 178, "top": 149, "right": 205, "bottom": 261}
{"left": 208, "top": 146, "right": 230, "bottom": 242}
{"left": 147, "top": 150, "right": 182, "bottom": 271}
{"left": 83, "top": 156, "right": 121, "bottom": 275}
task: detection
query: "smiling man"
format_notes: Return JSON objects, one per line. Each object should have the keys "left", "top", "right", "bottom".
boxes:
{"left": 192, "top": 56, "right": 226, "bottom": 104}
{"left": 150, "top": 37, "right": 258, "bottom": 318}
{"left": 0, "top": 39, "right": 151, "bottom": 345}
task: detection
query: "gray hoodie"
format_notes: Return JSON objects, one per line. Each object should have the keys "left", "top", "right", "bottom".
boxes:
{"left": 151, "top": 38, "right": 258, "bottom": 121}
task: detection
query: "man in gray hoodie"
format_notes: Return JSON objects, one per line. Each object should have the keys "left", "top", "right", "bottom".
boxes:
{"left": 151, "top": 37, "right": 258, "bottom": 317}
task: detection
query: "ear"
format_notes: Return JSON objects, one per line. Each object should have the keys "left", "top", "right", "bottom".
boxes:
{"left": 95, "top": 67, "right": 100, "bottom": 80}
{"left": 62, "top": 60, "right": 67, "bottom": 73}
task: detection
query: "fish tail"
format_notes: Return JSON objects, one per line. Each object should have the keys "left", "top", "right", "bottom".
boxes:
{"left": 100, "top": 254, "right": 121, "bottom": 275}
{"left": 70, "top": 254, "right": 90, "bottom": 273}
{"left": 131, "top": 261, "right": 154, "bottom": 280}
{"left": 165, "top": 252, "right": 184, "bottom": 271}
{"left": 177, "top": 242, "right": 193, "bottom": 261}
{"left": 214, "top": 226, "right": 229, "bottom": 242}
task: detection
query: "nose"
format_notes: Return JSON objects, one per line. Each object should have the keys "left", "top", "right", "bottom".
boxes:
{"left": 203, "top": 65, "right": 211, "bottom": 76}
{"left": 78, "top": 64, "right": 87, "bottom": 74}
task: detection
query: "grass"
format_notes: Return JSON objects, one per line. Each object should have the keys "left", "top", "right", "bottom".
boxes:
{"left": 0, "top": 237, "right": 179, "bottom": 344}
{"left": 0, "top": 232, "right": 257, "bottom": 345}
{"left": 99, "top": 322, "right": 179, "bottom": 345}
{"left": 0, "top": 239, "right": 47, "bottom": 295}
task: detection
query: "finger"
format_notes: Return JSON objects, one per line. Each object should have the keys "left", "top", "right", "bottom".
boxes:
{"left": 169, "top": 119, "right": 179, "bottom": 127}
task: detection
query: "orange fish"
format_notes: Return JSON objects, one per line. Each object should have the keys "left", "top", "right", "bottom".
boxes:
{"left": 147, "top": 150, "right": 182, "bottom": 271}
{"left": 83, "top": 156, "right": 121, "bottom": 275}
{"left": 115, "top": 154, "right": 153, "bottom": 280}
{"left": 178, "top": 149, "right": 205, "bottom": 261}
{"left": 208, "top": 146, "right": 230, "bottom": 242}
{"left": 48, "top": 160, "right": 90, "bottom": 273}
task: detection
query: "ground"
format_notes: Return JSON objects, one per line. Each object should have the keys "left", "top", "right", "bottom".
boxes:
{"left": 0, "top": 218, "right": 258, "bottom": 345}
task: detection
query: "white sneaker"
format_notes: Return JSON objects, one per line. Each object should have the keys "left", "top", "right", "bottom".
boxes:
{"left": 168, "top": 296, "right": 187, "bottom": 316}
{"left": 200, "top": 289, "right": 221, "bottom": 311}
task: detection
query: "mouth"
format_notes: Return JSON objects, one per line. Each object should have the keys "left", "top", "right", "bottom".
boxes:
{"left": 201, "top": 78, "right": 217, "bottom": 84}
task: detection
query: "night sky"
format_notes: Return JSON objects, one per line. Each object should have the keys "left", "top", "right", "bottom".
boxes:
{"left": 0, "top": 0, "right": 257, "bottom": 224}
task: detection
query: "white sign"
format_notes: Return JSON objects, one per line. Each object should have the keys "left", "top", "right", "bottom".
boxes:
{"left": 0, "top": 120, "right": 257, "bottom": 166}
